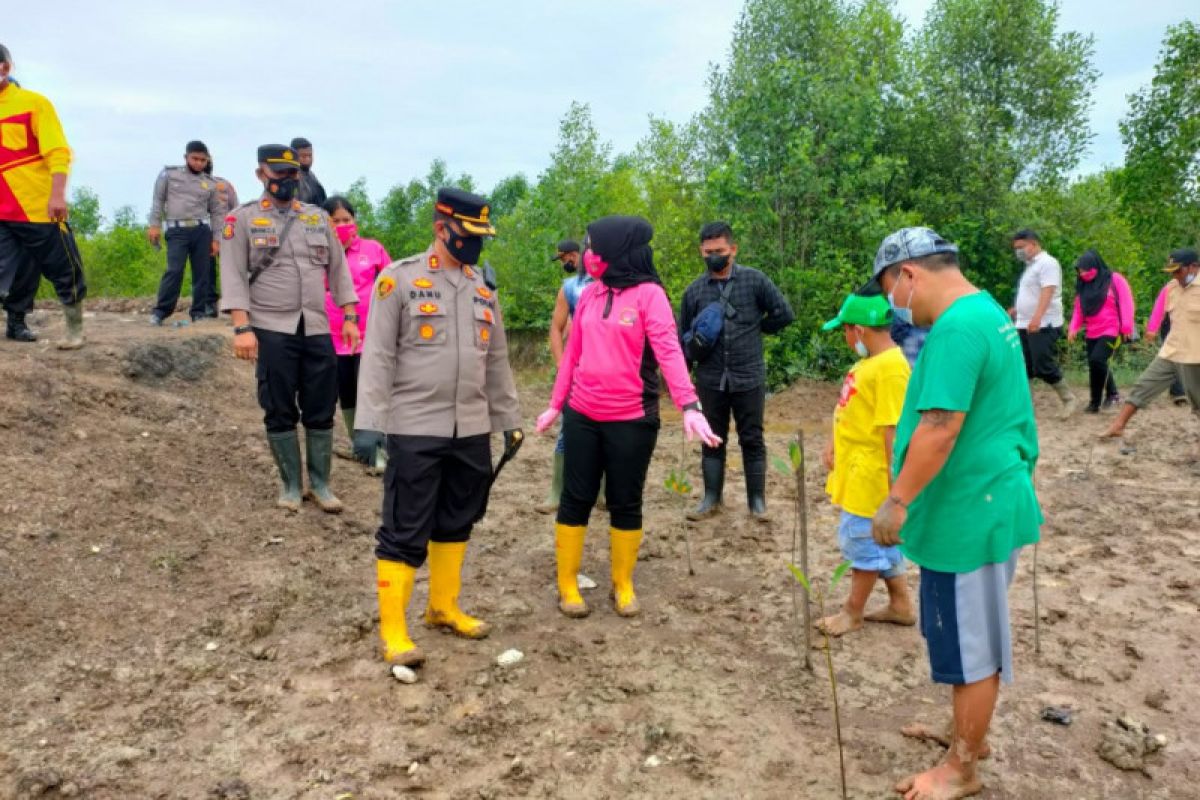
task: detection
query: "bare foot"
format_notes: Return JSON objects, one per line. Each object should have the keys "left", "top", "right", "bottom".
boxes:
{"left": 1098, "top": 427, "right": 1124, "bottom": 439}
{"left": 900, "top": 723, "right": 991, "bottom": 760}
{"left": 865, "top": 605, "right": 917, "bottom": 626}
{"left": 815, "top": 611, "right": 863, "bottom": 637}
{"left": 895, "top": 762, "right": 983, "bottom": 799}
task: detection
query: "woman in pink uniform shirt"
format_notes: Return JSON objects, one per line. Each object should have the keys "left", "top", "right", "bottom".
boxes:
{"left": 535, "top": 216, "right": 720, "bottom": 619}
{"left": 322, "top": 196, "right": 391, "bottom": 449}
{"left": 1067, "top": 249, "right": 1135, "bottom": 413}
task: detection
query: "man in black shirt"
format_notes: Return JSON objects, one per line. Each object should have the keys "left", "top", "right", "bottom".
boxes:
{"left": 680, "top": 222, "right": 795, "bottom": 520}
{"left": 290, "top": 137, "right": 327, "bottom": 206}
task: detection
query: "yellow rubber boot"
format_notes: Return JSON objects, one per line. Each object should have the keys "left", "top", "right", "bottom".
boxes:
{"left": 610, "top": 527, "right": 644, "bottom": 617}
{"left": 376, "top": 559, "right": 425, "bottom": 667}
{"left": 555, "top": 523, "right": 589, "bottom": 618}
{"left": 424, "top": 541, "right": 491, "bottom": 639}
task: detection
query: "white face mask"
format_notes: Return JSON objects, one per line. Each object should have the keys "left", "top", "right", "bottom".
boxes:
{"left": 853, "top": 333, "right": 869, "bottom": 359}
{"left": 1186, "top": 270, "right": 1197, "bottom": 287}
{"left": 1014, "top": 247, "right": 1029, "bottom": 263}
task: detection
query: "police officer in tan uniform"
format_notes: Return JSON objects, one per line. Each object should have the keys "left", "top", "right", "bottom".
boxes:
{"left": 147, "top": 140, "right": 222, "bottom": 325}
{"left": 355, "top": 187, "right": 522, "bottom": 668}
{"left": 199, "top": 159, "right": 238, "bottom": 319}
{"left": 220, "top": 144, "right": 360, "bottom": 514}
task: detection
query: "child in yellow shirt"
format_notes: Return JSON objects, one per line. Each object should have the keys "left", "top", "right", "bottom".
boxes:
{"left": 819, "top": 293, "right": 915, "bottom": 636}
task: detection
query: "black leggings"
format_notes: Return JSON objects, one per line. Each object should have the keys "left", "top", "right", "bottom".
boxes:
{"left": 337, "top": 353, "right": 360, "bottom": 410}
{"left": 556, "top": 405, "right": 660, "bottom": 530}
{"left": 1085, "top": 336, "right": 1119, "bottom": 406}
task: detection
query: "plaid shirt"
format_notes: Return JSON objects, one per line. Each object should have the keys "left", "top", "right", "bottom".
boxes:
{"left": 679, "top": 264, "right": 795, "bottom": 391}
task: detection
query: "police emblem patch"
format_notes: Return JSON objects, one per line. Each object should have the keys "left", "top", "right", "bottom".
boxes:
{"left": 377, "top": 276, "right": 396, "bottom": 299}
{"left": 419, "top": 324, "right": 435, "bottom": 340}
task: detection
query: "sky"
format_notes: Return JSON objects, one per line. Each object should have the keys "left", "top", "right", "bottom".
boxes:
{"left": 5, "top": 1, "right": 1193, "bottom": 223}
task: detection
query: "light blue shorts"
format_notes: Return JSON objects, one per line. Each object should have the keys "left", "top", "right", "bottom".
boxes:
{"left": 837, "top": 511, "right": 906, "bottom": 579}
{"left": 920, "top": 551, "right": 1020, "bottom": 686}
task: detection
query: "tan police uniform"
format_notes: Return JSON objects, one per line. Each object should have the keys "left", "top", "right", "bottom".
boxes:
{"left": 149, "top": 163, "right": 222, "bottom": 322}
{"left": 200, "top": 174, "right": 239, "bottom": 317}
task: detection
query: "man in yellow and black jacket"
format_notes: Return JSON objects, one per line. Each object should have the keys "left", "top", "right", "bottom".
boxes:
{"left": 0, "top": 43, "right": 86, "bottom": 348}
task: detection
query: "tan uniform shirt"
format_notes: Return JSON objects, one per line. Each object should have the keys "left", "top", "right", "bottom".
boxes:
{"left": 1160, "top": 279, "right": 1200, "bottom": 364}
{"left": 149, "top": 166, "right": 221, "bottom": 235}
{"left": 356, "top": 246, "right": 522, "bottom": 438}
{"left": 211, "top": 176, "right": 239, "bottom": 216}
{"left": 218, "top": 194, "right": 357, "bottom": 335}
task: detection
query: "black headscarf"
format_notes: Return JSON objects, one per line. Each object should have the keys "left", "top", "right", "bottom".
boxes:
{"left": 1074, "top": 249, "right": 1113, "bottom": 318}
{"left": 586, "top": 215, "right": 661, "bottom": 290}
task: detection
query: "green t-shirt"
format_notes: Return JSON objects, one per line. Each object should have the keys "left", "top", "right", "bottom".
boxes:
{"left": 893, "top": 292, "right": 1042, "bottom": 572}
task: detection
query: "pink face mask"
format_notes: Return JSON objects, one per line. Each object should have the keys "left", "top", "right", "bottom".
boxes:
{"left": 1078, "top": 268, "right": 1098, "bottom": 282}
{"left": 334, "top": 222, "right": 357, "bottom": 245}
{"left": 583, "top": 248, "right": 608, "bottom": 279}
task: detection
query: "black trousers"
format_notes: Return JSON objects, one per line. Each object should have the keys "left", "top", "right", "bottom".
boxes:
{"left": 205, "top": 256, "right": 222, "bottom": 316}
{"left": 1018, "top": 327, "right": 1063, "bottom": 384}
{"left": 557, "top": 405, "right": 660, "bottom": 531}
{"left": 1160, "top": 316, "right": 1186, "bottom": 398}
{"left": 1085, "top": 336, "right": 1120, "bottom": 406}
{"left": 254, "top": 320, "right": 337, "bottom": 433}
{"left": 0, "top": 220, "right": 87, "bottom": 313}
{"left": 375, "top": 434, "right": 492, "bottom": 567}
{"left": 337, "top": 353, "right": 360, "bottom": 410}
{"left": 154, "top": 224, "right": 212, "bottom": 320}
{"left": 697, "top": 384, "right": 766, "bottom": 467}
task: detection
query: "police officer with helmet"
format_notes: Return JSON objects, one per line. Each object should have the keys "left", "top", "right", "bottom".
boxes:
{"left": 355, "top": 187, "right": 522, "bottom": 669}
{"left": 220, "top": 144, "right": 360, "bottom": 514}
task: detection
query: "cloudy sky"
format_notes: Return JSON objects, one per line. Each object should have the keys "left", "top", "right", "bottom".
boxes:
{"left": 5, "top": 1, "right": 1192, "bottom": 222}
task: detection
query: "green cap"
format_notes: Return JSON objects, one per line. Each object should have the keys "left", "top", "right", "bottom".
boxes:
{"left": 822, "top": 293, "right": 893, "bottom": 331}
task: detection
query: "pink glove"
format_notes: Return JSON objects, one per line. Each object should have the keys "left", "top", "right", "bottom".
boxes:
{"left": 535, "top": 407, "right": 561, "bottom": 434}
{"left": 683, "top": 409, "right": 721, "bottom": 447}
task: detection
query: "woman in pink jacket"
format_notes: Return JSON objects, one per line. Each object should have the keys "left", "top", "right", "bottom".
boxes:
{"left": 534, "top": 216, "right": 720, "bottom": 619}
{"left": 322, "top": 196, "right": 391, "bottom": 450}
{"left": 1067, "top": 249, "right": 1135, "bottom": 413}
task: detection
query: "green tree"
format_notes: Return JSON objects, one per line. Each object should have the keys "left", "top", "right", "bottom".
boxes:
{"left": 69, "top": 186, "right": 102, "bottom": 238}
{"left": 888, "top": 0, "right": 1097, "bottom": 297}
{"left": 1114, "top": 20, "right": 1200, "bottom": 265}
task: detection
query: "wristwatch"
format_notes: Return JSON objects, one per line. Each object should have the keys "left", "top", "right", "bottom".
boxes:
{"left": 683, "top": 401, "right": 703, "bottom": 413}
{"left": 344, "top": 313, "right": 360, "bottom": 323}
{"left": 233, "top": 324, "right": 252, "bottom": 335}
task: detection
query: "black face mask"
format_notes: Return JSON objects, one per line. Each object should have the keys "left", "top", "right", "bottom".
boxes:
{"left": 187, "top": 163, "right": 204, "bottom": 175}
{"left": 300, "top": 163, "right": 311, "bottom": 173}
{"left": 443, "top": 226, "right": 483, "bottom": 265}
{"left": 562, "top": 257, "right": 577, "bottom": 274}
{"left": 265, "top": 175, "right": 299, "bottom": 202}
{"left": 704, "top": 253, "right": 730, "bottom": 273}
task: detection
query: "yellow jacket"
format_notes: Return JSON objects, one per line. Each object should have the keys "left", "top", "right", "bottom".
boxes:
{"left": 0, "top": 83, "right": 72, "bottom": 223}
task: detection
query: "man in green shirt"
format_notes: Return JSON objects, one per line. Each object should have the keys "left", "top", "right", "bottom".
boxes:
{"left": 865, "top": 227, "right": 1042, "bottom": 800}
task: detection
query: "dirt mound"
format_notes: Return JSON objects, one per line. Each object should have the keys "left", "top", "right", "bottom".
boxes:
{"left": 1, "top": 311, "right": 1197, "bottom": 798}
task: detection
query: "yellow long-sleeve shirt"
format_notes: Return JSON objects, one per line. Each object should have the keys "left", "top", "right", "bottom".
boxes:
{"left": 0, "top": 83, "right": 72, "bottom": 223}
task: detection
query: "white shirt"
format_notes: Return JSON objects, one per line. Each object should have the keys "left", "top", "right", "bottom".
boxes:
{"left": 1014, "top": 250, "right": 1063, "bottom": 329}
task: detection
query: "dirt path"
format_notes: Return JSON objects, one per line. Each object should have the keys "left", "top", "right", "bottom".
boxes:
{"left": 1, "top": 310, "right": 1196, "bottom": 798}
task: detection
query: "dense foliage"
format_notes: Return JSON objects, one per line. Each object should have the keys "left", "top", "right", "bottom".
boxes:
{"left": 59, "top": 1, "right": 1197, "bottom": 386}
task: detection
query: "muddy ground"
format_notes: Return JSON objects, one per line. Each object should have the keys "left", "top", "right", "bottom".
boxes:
{"left": 1, "top": 307, "right": 1197, "bottom": 799}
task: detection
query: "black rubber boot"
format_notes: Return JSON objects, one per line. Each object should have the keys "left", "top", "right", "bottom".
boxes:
{"left": 687, "top": 457, "right": 725, "bottom": 520}
{"left": 5, "top": 312, "right": 37, "bottom": 342}
{"left": 745, "top": 458, "right": 768, "bottom": 521}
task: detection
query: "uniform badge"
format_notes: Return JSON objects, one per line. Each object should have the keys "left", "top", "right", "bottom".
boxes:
{"left": 201, "top": 181, "right": 210, "bottom": 190}
{"left": 482, "top": 308, "right": 494, "bottom": 324}
{"left": 252, "top": 236, "right": 268, "bottom": 247}
{"left": 476, "top": 286, "right": 492, "bottom": 299}
{"left": 618, "top": 307, "right": 638, "bottom": 327}
{"left": 463, "top": 265, "right": 475, "bottom": 279}
{"left": 419, "top": 324, "right": 435, "bottom": 340}
{"left": 222, "top": 215, "right": 236, "bottom": 240}
{"left": 479, "top": 327, "right": 491, "bottom": 343}
{"left": 291, "top": 200, "right": 302, "bottom": 211}
{"left": 377, "top": 276, "right": 396, "bottom": 299}
{"left": 252, "top": 217, "right": 271, "bottom": 226}
{"left": 428, "top": 255, "right": 440, "bottom": 270}
{"left": 216, "top": 182, "right": 226, "bottom": 190}
{"left": 418, "top": 302, "right": 440, "bottom": 315}
{"left": 259, "top": 198, "right": 272, "bottom": 209}
{"left": 413, "top": 278, "right": 434, "bottom": 289}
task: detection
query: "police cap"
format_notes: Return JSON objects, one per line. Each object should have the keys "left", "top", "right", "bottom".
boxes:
{"left": 434, "top": 187, "right": 496, "bottom": 236}
{"left": 257, "top": 144, "right": 302, "bottom": 173}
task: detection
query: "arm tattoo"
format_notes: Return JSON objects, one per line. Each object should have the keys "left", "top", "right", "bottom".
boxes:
{"left": 920, "top": 409, "right": 956, "bottom": 428}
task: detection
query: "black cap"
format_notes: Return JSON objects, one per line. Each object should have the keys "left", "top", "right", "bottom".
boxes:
{"left": 290, "top": 137, "right": 313, "bottom": 150}
{"left": 434, "top": 187, "right": 495, "bottom": 236}
{"left": 257, "top": 144, "right": 301, "bottom": 172}
{"left": 552, "top": 239, "right": 580, "bottom": 260}
{"left": 1165, "top": 248, "right": 1199, "bottom": 272}
{"left": 186, "top": 140, "right": 209, "bottom": 155}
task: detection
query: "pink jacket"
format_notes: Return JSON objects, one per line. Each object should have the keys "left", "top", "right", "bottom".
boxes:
{"left": 1146, "top": 280, "right": 1174, "bottom": 335}
{"left": 1069, "top": 272, "right": 1135, "bottom": 339}
{"left": 550, "top": 281, "right": 699, "bottom": 421}
{"left": 325, "top": 237, "right": 391, "bottom": 355}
